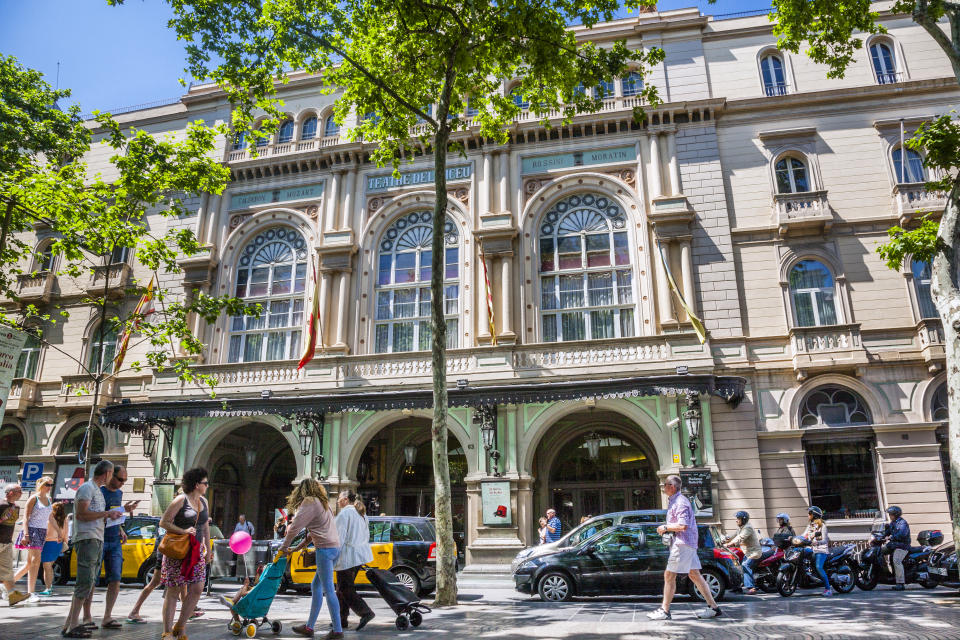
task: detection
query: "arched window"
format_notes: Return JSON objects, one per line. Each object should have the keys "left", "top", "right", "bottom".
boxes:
{"left": 59, "top": 423, "right": 104, "bottom": 455}
{"left": 88, "top": 323, "right": 118, "bottom": 374}
{"left": 37, "top": 244, "right": 55, "bottom": 272}
{"left": 760, "top": 54, "right": 787, "bottom": 96}
{"left": 509, "top": 86, "right": 529, "bottom": 110}
{"left": 870, "top": 41, "right": 898, "bottom": 84}
{"left": 323, "top": 115, "right": 339, "bottom": 138}
{"left": 775, "top": 156, "right": 810, "bottom": 193}
{"left": 465, "top": 99, "right": 479, "bottom": 117}
{"left": 539, "top": 193, "right": 635, "bottom": 342}
{"left": 893, "top": 147, "right": 926, "bottom": 183}
{"left": 15, "top": 335, "right": 41, "bottom": 379}
{"left": 789, "top": 260, "right": 838, "bottom": 327}
{"left": 594, "top": 79, "right": 614, "bottom": 99}
{"left": 300, "top": 116, "right": 318, "bottom": 140}
{"left": 912, "top": 259, "right": 937, "bottom": 319}
{"left": 255, "top": 127, "right": 269, "bottom": 147}
{"left": 232, "top": 131, "right": 246, "bottom": 150}
{"left": 109, "top": 246, "right": 129, "bottom": 265}
{"left": 800, "top": 385, "right": 872, "bottom": 427}
{"left": 374, "top": 211, "right": 460, "bottom": 353}
{"left": 932, "top": 383, "right": 948, "bottom": 421}
{"left": 0, "top": 424, "right": 25, "bottom": 461}
{"left": 277, "top": 120, "right": 294, "bottom": 144}
{"left": 621, "top": 71, "right": 643, "bottom": 97}
{"left": 228, "top": 227, "right": 308, "bottom": 363}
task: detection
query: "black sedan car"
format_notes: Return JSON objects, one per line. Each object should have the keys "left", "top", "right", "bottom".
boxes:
{"left": 928, "top": 541, "right": 959, "bottom": 589}
{"left": 514, "top": 523, "right": 741, "bottom": 602}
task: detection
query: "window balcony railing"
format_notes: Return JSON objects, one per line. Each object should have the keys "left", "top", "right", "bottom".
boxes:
{"left": 789, "top": 323, "right": 868, "bottom": 374}
{"left": 228, "top": 135, "right": 341, "bottom": 162}
{"left": 763, "top": 83, "right": 790, "bottom": 97}
{"left": 893, "top": 182, "right": 947, "bottom": 224}
{"left": 773, "top": 190, "right": 832, "bottom": 236}
{"left": 57, "top": 374, "right": 119, "bottom": 409}
{"left": 7, "top": 378, "right": 40, "bottom": 414}
{"left": 916, "top": 317, "right": 945, "bottom": 364}
{"left": 875, "top": 71, "right": 903, "bottom": 85}
{"left": 85, "top": 263, "right": 132, "bottom": 298}
{"left": 16, "top": 271, "right": 55, "bottom": 304}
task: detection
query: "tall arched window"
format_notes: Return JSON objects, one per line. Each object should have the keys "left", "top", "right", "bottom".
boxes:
{"left": 36, "top": 244, "right": 55, "bottom": 272}
{"left": 228, "top": 227, "right": 308, "bottom": 363}
{"left": 789, "top": 260, "right": 838, "bottom": 327}
{"left": 59, "top": 423, "right": 104, "bottom": 456}
{"left": 870, "top": 41, "right": 898, "bottom": 84}
{"left": 621, "top": 71, "right": 643, "bottom": 97}
{"left": 0, "top": 424, "right": 24, "bottom": 464}
{"left": 893, "top": 147, "right": 926, "bottom": 183}
{"left": 15, "top": 335, "right": 41, "bottom": 379}
{"left": 277, "top": 120, "right": 294, "bottom": 144}
{"left": 760, "top": 54, "right": 787, "bottom": 96}
{"left": 912, "top": 259, "right": 937, "bottom": 319}
{"left": 374, "top": 211, "right": 460, "bottom": 353}
{"left": 323, "top": 115, "right": 339, "bottom": 138}
{"left": 932, "top": 383, "right": 948, "bottom": 421}
{"left": 594, "top": 79, "right": 614, "bottom": 98}
{"left": 509, "top": 86, "right": 529, "bottom": 109}
{"left": 775, "top": 156, "right": 809, "bottom": 193}
{"left": 300, "top": 116, "right": 318, "bottom": 140}
{"left": 539, "top": 193, "right": 635, "bottom": 342}
{"left": 800, "top": 385, "right": 872, "bottom": 427}
{"left": 88, "top": 323, "right": 118, "bottom": 374}
{"left": 232, "top": 131, "right": 247, "bottom": 150}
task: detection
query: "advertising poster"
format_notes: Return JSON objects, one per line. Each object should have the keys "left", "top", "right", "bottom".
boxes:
{"left": 54, "top": 464, "right": 86, "bottom": 500}
{"left": 680, "top": 468, "right": 713, "bottom": 518}
{"left": 0, "top": 326, "right": 27, "bottom": 426}
{"left": 480, "top": 480, "right": 512, "bottom": 526}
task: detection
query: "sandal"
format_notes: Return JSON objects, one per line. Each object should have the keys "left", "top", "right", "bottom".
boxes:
{"left": 61, "top": 627, "right": 92, "bottom": 639}
{"left": 103, "top": 619, "right": 124, "bottom": 629}
{"left": 81, "top": 622, "right": 98, "bottom": 630}
{"left": 172, "top": 623, "right": 188, "bottom": 640}
{"left": 126, "top": 617, "right": 148, "bottom": 624}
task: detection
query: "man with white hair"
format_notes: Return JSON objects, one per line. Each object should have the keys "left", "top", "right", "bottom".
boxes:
{"left": 647, "top": 474, "right": 723, "bottom": 621}
{"left": 1, "top": 482, "right": 28, "bottom": 606}
{"left": 544, "top": 508, "right": 562, "bottom": 543}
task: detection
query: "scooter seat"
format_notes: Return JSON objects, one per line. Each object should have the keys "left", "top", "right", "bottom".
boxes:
{"left": 828, "top": 546, "right": 846, "bottom": 558}
{"left": 760, "top": 548, "right": 776, "bottom": 561}
{"left": 909, "top": 546, "right": 926, "bottom": 555}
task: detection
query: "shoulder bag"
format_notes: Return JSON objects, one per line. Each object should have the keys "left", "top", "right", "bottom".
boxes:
{"left": 159, "top": 499, "right": 200, "bottom": 560}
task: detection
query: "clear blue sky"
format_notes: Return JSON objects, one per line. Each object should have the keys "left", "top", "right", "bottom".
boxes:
{"left": 2, "top": 0, "right": 770, "bottom": 115}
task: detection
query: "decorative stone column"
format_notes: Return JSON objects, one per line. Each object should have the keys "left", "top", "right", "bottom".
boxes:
{"left": 498, "top": 150, "right": 509, "bottom": 214}
{"left": 478, "top": 253, "right": 495, "bottom": 343}
{"left": 324, "top": 170, "right": 342, "bottom": 233}
{"left": 656, "top": 239, "right": 676, "bottom": 325}
{"left": 340, "top": 166, "right": 357, "bottom": 230}
{"left": 315, "top": 244, "right": 357, "bottom": 355}
{"left": 666, "top": 131, "right": 681, "bottom": 196}
{"left": 679, "top": 238, "right": 696, "bottom": 317}
{"left": 648, "top": 133, "right": 663, "bottom": 200}
{"left": 499, "top": 252, "right": 515, "bottom": 343}
{"left": 334, "top": 270, "right": 350, "bottom": 350}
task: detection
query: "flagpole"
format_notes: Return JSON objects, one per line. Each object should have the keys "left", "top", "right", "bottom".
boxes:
{"left": 900, "top": 117, "right": 905, "bottom": 183}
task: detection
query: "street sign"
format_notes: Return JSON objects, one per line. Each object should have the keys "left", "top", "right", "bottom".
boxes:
{"left": 21, "top": 461, "right": 44, "bottom": 489}
{"left": 0, "top": 327, "right": 27, "bottom": 426}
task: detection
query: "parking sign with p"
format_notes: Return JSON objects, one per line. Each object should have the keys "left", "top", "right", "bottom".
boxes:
{"left": 21, "top": 462, "right": 44, "bottom": 489}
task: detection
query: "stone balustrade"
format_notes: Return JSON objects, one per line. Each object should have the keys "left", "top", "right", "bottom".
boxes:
{"left": 789, "top": 323, "right": 868, "bottom": 375}
{"left": 773, "top": 190, "right": 832, "bottom": 236}
{"left": 893, "top": 182, "right": 947, "bottom": 224}
{"left": 57, "top": 374, "right": 118, "bottom": 409}
{"left": 16, "top": 271, "right": 55, "bottom": 303}
{"left": 916, "top": 317, "right": 946, "bottom": 365}
{"left": 85, "top": 263, "right": 132, "bottom": 298}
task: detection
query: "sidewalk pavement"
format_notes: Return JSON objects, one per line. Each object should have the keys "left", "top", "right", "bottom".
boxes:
{"left": 2, "top": 579, "right": 960, "bottom": 639}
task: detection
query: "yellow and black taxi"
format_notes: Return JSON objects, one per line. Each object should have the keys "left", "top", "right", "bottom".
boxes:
{"left": 281, "top": 516, "right": 438, "bottom": 595}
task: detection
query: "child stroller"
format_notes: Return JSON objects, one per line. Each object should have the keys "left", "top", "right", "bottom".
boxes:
{"left": 364, "top": 567, "right": 432, "bottom": 630}
{"left": 227, "top": 555, "right": 287, "bottom": 637}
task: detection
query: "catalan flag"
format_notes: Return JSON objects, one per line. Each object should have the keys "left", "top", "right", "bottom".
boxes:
{"left": 479, "top": 241, "right": 497, "bottom": 346}
{"left": 113, "top": 275, "right": 156, "bottom": 371}
{"left": 298, "top": 260, "right": 323, "bottom": 369}
{"left": 657, "top": 240, "right": 707, "bottom": 344}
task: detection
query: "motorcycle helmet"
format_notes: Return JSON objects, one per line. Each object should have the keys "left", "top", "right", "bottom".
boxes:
{"left": 807, "top": 506, "right": 824, "bottom": 519}
{"left": 735, "top": 510, "right": 750, "bottom": 525}
{"left": 886, "top": 505, "right": 902, "bottom": 519}
{"left": 776, "top": 512, "right": 790, "bottom": 524}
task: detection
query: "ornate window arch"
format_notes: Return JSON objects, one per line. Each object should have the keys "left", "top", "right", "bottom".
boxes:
{"left": 788, "top": 259, "right": 839, "bottom": 327}
{"left": 301, "top": 115, "right": 318, "bottom": 140}
{"left": 800, "top": 385, "right": 872, "bottom": 427}
{"left": 227, "top": 226, "right": 308, "bottom": 363}
{"left": 868, "top": 36, "right": 901, "bottom": 84}
{"left": 774, "top": 153, "right": 810, "bottom": 193}
{"left": 538, "top": 192, "right": 636, "bottom": 342}
{"left": 59, "top": 422, "right": 105, "bottom": 455}
{"left": 374, "top": 211, "right": 460, "bottom": 353}
{"left": 620, "top": 70, "right": 643, "bottom": 97}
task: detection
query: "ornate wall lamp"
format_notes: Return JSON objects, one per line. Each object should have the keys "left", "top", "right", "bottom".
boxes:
{"left": 473, "top": 404, "right": 501, "bottom": 477}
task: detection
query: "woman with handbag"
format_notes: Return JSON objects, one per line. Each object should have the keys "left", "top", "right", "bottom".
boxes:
{"left": 13, "top": 475, "right": 54, "bottom": 603}
{"left": 334, "top": 491, "right": 374, "bottom": 631}
{"left": 278, "top": 478, "right": 341, "bottom": 639}
{"left": 158, "top": 468, "right": 212, "bottom": 640}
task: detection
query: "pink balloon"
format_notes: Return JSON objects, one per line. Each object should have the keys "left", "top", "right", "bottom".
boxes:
{"left": 229, "top": 531, "right": 252, "bottom": 554}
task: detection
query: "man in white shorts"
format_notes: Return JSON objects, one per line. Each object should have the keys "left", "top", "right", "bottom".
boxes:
{"left": 647, "top": 475, "right": 722, "bottom": 621}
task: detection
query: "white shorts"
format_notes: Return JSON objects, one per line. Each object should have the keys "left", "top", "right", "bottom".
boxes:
{"left": 666, "top": 544, "right": 701, "bottom": 574}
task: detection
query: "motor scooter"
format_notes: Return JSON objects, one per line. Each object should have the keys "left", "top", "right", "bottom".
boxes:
{"left": 752, "top": 534, "right": 793, "bottom": 593}
{"left": 776, "top": 536, "right": 858, "bottom": 597}
{"left": 856, "top": 523, "right": 943, "bottom": 591}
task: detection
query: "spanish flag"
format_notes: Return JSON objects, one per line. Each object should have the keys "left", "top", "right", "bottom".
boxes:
{"left": 657, "top": 240, "right": 707, "bottom": 344}
{"left": 479, "top": 241, "right": 497, "bottom": 346}
{"left": 113, "top": 275, "right": 156, "bottom": 371}
{"left": 298, "top": 261, "right": 323, "bottom": 369}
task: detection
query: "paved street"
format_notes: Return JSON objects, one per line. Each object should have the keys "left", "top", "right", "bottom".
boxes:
{"left": 3, "top": 577, "right": 960, "bottom": 640}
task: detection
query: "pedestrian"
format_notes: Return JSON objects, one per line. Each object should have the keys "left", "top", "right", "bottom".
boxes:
{"left": 61, "top": 460, "right": 124, "bottom": 639}
{"left": 334, "top": 490, "right": 375, "bottom": 632}
{"left": 124, "top": 525, "right": 163, "bottom": 624}
{"left": 99, "top": 464, "right": 138, "bottom": 629}
{"left": 883, "top": 505, "right": 910, "bottom": 592}
{"left": 721, "top": 510, "right": 761, "bottom": 595}
{"left": 802, "top": 506, "right": 832, "bottom": 596}
{"left": 274, "top": 514, "right": 287, "bottom": 539}
{"left": 13, "top": 475, "right": 54, "bottom": 603}
{"left": 544, "top": 509, "right": 562, "bottom": 543}
{"left": 158, "top": 467, "right": 212, "bottom": 640}
{"left": 0, "top": 482, "right": 29, "bottom": 607}
{"left": 647, "top": 475, "right": 722, "bottom": 621}
{"left": 537, "top": 517, "right": 548, "bottom": 545}
{"left": 277, "top": 478, "right": 342, "bottom": 639}
{"left": 38, "top": 501, "right": 68, "bottom": 596}
{"left": 234, "top": 514, "right": 255, "bottom": 538}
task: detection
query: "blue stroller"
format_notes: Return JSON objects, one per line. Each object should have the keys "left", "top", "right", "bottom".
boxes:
{"left": 226, "top": 555, "right": 287, "bottom": 637}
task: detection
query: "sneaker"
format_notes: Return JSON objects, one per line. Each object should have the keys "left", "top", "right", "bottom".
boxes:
{"left": 646, "top": 607, "right": 672, "bottom": 620}
{"left": 355, "top": 612, "right": 375, "bottom": 631}
{"left": 218, "top": 595, "right": 235, "bottom": 608}
{"left": 26, "top": 593, "right": 40, "bottom": 605}
{"left": 8, "top": 591, "right": 29, "bottom": 607}
{"left": 37, "top": 588, "right": 54, "bottom": 597}
{"left": 292, "top": 625, "right": 315, "bottom": 637}
{"left": 822, "top": 588, "right": 833, "bottom": 597}
{"left": 892, "top": 584, "right": 906, "bottom": 591}
{"left": 696, "top": 607, "right": 722, "bottom": 619}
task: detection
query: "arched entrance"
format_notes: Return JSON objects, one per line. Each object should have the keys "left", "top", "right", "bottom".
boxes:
{"left": 356, "top": 418, "right": 467, "bottom": 561}
{"left": 204, "top": 422, "right": 297, "bottom": 537}
{"left": 533, "top": 409, "right": 660, "bottom": 533}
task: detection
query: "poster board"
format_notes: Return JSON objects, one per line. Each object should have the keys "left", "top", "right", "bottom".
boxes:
{"left": 680, "top": 468, "right": 713, "bottom": 519}
{"left": 0, "top": 327, "right": 27, "bottom": 426}
{"left": 480, "top": 480, "right": 511, "bottom": 526}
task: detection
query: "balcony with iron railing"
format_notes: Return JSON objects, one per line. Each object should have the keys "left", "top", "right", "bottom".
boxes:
{"left": 875, "top": 71, "right": 904, "bottom": 85}
{"left": 763, "top": 82, "right": 790, "bottom": 97}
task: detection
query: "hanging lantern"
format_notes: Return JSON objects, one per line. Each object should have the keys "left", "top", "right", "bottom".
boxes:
{"left": 141, "top": 428, "right": 158, "bottom": 458}
{"left": 584, "top": 432, "right": 602, "bottom": 461}
{"left": 245, "top": 448, "right": 257, "bottom": 469}
{"left": 403, "top": 444, "right": 418, "bottom": 467}
{"left": 297, "top": 424, "right": 312, "bottom": 457}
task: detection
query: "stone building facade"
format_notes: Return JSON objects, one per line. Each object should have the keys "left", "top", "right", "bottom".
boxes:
{"left": 1, "top": 4, "right": 955, "bottom": 567}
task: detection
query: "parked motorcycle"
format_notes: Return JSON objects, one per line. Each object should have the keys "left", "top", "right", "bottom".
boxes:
{"left": 753, "top": 535, "right": 793, "bottom": 593}
{"left": 856, "top": 528, "right": 943, "bottom": 591}
{"left": 776, "top": 536, "right": 858, "bottom": 597}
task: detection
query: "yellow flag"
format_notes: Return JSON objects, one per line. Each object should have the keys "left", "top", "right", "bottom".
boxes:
{"left": 657, "top": 240, "right": 707, "bottom": 344}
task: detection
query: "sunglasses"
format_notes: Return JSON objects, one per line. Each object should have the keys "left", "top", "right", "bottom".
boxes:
{"left": 197, "top": 480, "right": 209, "bottom": 486}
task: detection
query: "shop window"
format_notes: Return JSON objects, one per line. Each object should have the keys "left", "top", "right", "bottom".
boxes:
{"left": 300, "top": 116, "right": 318, "bottom": 140}
{"left": 789, "top": 260, "right": 838, "bottom": 327}
{"left": 775, "top": 155, "right": 810, "bottom": 193}
{"left": 893, "top": 147, "right": 926, "bottom": 184}
{"left": 0, "top": 424, "right": 25, "bottom": 461}
{"left": 374, "top": 211, "right": 460, "bottom": 353}
{"left": 760, "top": 54, "right": 787, "bottom": 96}
{"left": 538, "top": 193, "right": 636, "bottom": 342}
{"left": 228, "top": 226, "right": 307, "bottom": 363}
{"left": 805, "top": 440, "right": 880, "bottom": 520}
{"left": 912, "top": 260, "right": 937, "bottom": 320}
{"left": 799, "top": 385, "right": 872, "bottom": 427}
{"left": 15, "top": 335, "right": 41, "bottom": 380}
{"left": 88, "top": 322, "right": 118, "bottom": 374}
{"left": 277, "top": 119, "right": 294, "bottom": 143}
